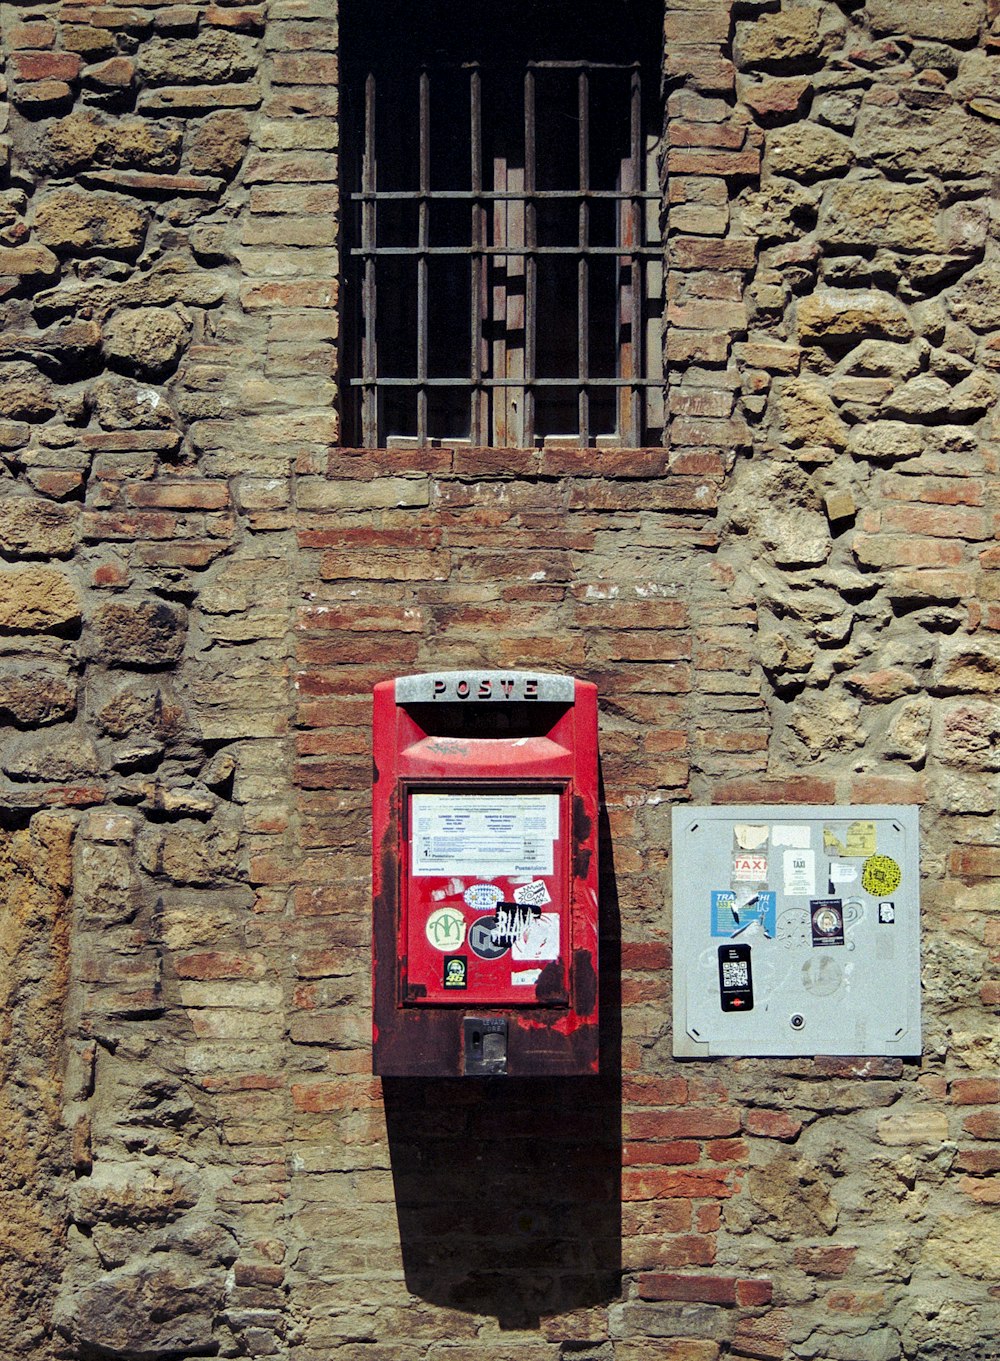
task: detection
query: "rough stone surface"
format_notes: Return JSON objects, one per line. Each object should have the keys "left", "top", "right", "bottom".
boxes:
{"left": 4, "top": 730, "right": 99, "bottom": 782}
{"left": 187, "top": 111, "right": 251, "bottom": 176}
{"left": 735, "top": 7, "right": 822, "bottom": 67}
{"left": 137, "top": 33, "right": 257, "bottom": 86}
{"left": 33, "top": 190, "right": 148, "bottom": 256}
{"left": 90, "top": 600, "right": 188, "bottom": 668}
{"left": 0, "top": 496, "right": 78, "bottom": 556}
{"left": 0, "top": 666, "right": 77, "bottom": 727}
{"left": 867, "top": 0, "right": 985, "bottom": 42}
{"left": 0, "top": 814, "right": 74, "bottom": 1360}
{"left": 103, "top": 308, "right": 191, "bottom": 377}
{"left": 0, "top": 567, "right": 80, "bottom": 632}
{"left": 797, "top": 290, "right": 914, "bottom": 345}
{"left": 0, "top": 362, "right": 56, "bottom": 421}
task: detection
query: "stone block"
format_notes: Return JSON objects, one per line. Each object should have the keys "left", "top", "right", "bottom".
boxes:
{"left": 867, "top": 0, "right": 984, "bottom": 41}
{"left": 187, "top": 110, "right": 251, "bottom": 175}
{"left": 34, "top": 190, "right": 148, "bottom": 256}
{"left": 735, "top": 7, "right": 822, "bottom": 67}
{"left": 798, "top": 289, "right": 914, "bottom": 345}
{"left": 0, "top": 362, "right": 56, "bottom": 421}
{"left": 137, "top": 31, "right": 257, "bottom": 84}
{"left": 3, "top": 730, "right": 98, "bottom": 783}
{"left": 53, "top": 1259, "right": 223, "bottom": 1359}
{"left": 0, "top": 244, "right": 59, "bottom": 279}
{"left": 768, "top": 122, "right": 853, "bottom": 180}
{"left": 90, "top": 599, "right": 188, "bottom": 668}
{"left": 0, "top": 496, "right": 78, "bottom": 557}
{"left": 0, "top": 566, "right": 80, "bottom": 631}
{"left": 103, "top": 308, "right": 191, "bottom": 378}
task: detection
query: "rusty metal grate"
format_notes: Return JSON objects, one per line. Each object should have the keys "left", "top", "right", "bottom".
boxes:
{"left": 345, "top": 49, "right": 663, "bottom": 448}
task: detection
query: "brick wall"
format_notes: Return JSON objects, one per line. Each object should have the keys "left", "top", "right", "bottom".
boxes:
{"left": 0, "top": 1, "right": 998, "bottom": 1358}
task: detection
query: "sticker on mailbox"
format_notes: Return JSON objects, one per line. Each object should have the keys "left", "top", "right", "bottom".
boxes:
{"left": 443, "top": 955, "right": 467, "bottom": 989}
{"left": 513, "top": 879, "right": 551, "bottom": 907}
{"left": 464, "top": 883, "right": 504, "bottom": 911}
{"left": 425, "top": 907, "right": 466, "bottom": 952}
{"left": 512, "top": 912, "right": 560, "bottom": 961}
{"left": 468, "top": 916, "right": 508, "bottom": 960}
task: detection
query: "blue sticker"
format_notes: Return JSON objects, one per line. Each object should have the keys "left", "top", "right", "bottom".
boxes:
{"left": 712, "top": 890, "right": 776, "bottom": 939}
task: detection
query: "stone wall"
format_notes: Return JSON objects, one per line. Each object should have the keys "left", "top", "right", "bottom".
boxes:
{"left": 0, "top": 1, "right": 998, "bottom": 1359}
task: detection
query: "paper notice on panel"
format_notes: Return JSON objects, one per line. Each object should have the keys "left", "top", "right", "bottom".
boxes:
{"left": 773, "top": 824, "right": 811, "bottom": 849}
{"left": 823, "top": 821, "right": 877, "bottom": 858}
{"left": 734, "top": 823, "right": 769, "bottom": 851}
{"left": 783, "top": 848, "right": 816, "bottom": 897}
{"left": 410, "top": 793, "right": 559, "bottom": 877}
{"left": 830, "top": 861, "right": 858, "bottom": 885}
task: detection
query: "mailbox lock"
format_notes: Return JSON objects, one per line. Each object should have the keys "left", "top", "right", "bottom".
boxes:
{"left": 790, "top": 1013, "right": 805, "bottom": 1031}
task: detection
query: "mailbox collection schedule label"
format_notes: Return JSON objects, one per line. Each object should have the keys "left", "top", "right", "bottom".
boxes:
{"left": 410, "top": 793, "right": 559, "bottom": 877}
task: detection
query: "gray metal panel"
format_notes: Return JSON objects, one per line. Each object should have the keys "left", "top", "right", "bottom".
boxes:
{"left": 671, "top": 805, "right": 921, "bottom": 1058}
{"left": 395, "top": 671, "right": 576, "bottom": 704}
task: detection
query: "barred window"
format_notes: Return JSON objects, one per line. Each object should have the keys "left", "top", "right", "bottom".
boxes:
{"left": 341, "top": 2, "right": 664, "bottom": 449}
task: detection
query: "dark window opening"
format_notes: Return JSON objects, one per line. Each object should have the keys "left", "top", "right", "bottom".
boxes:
{"left": 341, "top": 1, "right": 664, "bottom": 449}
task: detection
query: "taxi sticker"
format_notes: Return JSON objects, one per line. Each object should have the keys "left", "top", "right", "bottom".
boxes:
{"left": 862, "top": 854, "right": 902, "bottom": 897}
{"left": 732, "top": 853, "right": 768, "bottom": 883}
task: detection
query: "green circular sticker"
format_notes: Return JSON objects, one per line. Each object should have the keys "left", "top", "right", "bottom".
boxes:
{"left": 425, "top": 907, "right": 466, "bottom": 952}
{"left": 862, "top": 854, "right": 901, "bottom": 897}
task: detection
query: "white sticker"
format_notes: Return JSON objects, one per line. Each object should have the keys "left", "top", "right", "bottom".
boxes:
{"left": 411, "top": 792, "right": 559, "bottom": 877}
{"left": 511, "top": 912, "right": 560, "bottom": 961}
{"left": 773, "top": 825, "right": 811, "bottom": 849}
{"left": 783, "top": 848, "right": 816, "bottom": 897}
{"left": 732, "top": 853, "right": 768, "bottom": 882}
{"left": 830, "top": 862, "right": 858, "bottom": 885}
{"left": 464, "top": 883, "right": 504, "bottom": 910}
{"left": 734, "top": 823, "right": 769, "bottom": 851}
{"left": 513, "top": 879, "right": 551, "bottom": 907}
{"left": 511, "top": 968, "right": 543, "bottom": 986}
{"left": 431, "top": 878, "right": 465, "bottom": 901}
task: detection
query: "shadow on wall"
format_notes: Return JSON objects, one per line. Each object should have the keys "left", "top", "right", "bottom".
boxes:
{"left": 382, "top": 794, "right": 622, "bottom": 1330}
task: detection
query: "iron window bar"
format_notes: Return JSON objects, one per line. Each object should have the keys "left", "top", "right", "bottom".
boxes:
{"left": 350, "top": 57, "right": 659, "bottom": 448}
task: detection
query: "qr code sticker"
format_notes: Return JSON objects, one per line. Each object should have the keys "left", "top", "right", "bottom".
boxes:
{"left": 722, "top": 960, "right": 749, "bottom": 989}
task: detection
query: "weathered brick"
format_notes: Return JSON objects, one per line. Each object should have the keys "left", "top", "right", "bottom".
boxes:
{"left": 743, "top": 1110, "right": 802, "bottom": 1141}
{"left": 951, "top": 846, "right": 1000, "bottom": 878}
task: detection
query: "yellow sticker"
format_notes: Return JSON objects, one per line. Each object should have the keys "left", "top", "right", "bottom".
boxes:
{"left": 823, "top": 820, "right": 877, "bottom": 858}
{"left": 861, "top": 854, "right": 901, "bottom": 897}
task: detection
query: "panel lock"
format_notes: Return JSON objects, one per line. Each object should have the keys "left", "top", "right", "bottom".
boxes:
{"left": 463, "top": 1018, "right": 508, "bottom": 1075}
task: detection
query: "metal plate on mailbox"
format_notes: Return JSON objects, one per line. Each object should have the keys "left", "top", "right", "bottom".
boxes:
{"left": 672, "top": 805, "right": 921, "bottom": 1058}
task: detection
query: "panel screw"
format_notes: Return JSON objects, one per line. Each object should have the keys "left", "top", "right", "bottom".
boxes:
{"left": 790, "top": 1013, "right": 805, "bottom": 1030}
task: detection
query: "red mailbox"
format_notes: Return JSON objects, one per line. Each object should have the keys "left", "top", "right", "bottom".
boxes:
{"left": 372, "top": 670, "right": 599, "bottom": 1076}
